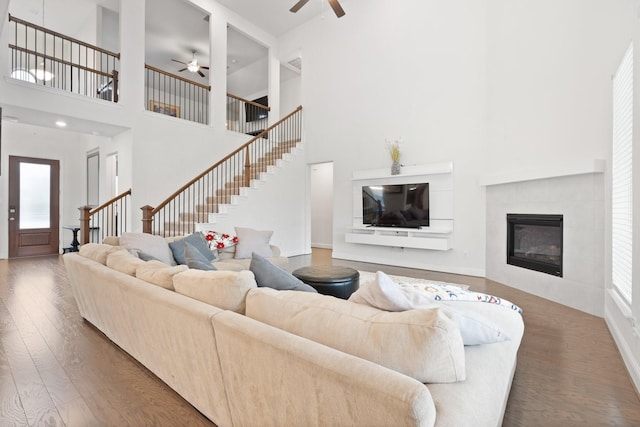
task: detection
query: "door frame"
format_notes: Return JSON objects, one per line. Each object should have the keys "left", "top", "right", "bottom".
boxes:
{"left": 8, "top": 155, "right": 60, "bottom": 258}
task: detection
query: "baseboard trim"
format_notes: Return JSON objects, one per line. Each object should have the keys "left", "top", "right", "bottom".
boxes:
{"left": 604, "top": 306, "right": 640, "bottom": 396}
{"left": 331, "top": 251, "right": 485, "bottom": 278}
{"left": 311, "top": 243, "right": 333, "bottom": 249}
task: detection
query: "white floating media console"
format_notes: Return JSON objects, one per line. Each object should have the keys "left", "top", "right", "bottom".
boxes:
{"left": 345, "top": 162, "right": 454, "bottom": 251}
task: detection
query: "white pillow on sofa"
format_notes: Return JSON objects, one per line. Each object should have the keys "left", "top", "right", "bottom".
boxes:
{"left": 234, "top": 227, "right": 274, "bottom": 259}
{"left": 245, "top": 287, "right": 466, "bottom": 384}
{"left": 120, "top": 232, "right": 176, "bottom": 265}
{"left": 349, "top": 271, "right": 510, "bottom": 346}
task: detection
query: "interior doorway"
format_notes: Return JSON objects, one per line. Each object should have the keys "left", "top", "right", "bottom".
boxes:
{"left": 105, "top": 152, "right": 119, "bottom": 199}
{"left": 310, "top": 162, "right": 334, "bottom": 249}
{"left": 8, "top": 156, "right": 60, "bottom": 257}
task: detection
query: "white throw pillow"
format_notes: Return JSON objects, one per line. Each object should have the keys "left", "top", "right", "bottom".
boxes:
{"left": 119, "top": 232, "right": 176, "bottom": 265}
{"left": 234, "top": 227, "right": 274, "bottom": 259}
{"left": 349, "top": 271, "right": 510, "bottom": 346}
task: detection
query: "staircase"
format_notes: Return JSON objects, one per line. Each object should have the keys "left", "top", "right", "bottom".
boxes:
{"left": 142, "top": 106, "right": 303, "bottom": 237}
{"left": 195, "top": 142, "right": 303, "bottom": 232}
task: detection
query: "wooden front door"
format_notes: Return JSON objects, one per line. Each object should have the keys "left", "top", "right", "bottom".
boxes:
{"left": 8, "top": 156, "right": 60, "bottom": 257}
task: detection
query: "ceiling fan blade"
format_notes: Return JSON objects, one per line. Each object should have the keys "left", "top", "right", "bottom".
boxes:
{"left": 197, "top": 69, "right": 205, "bottom": 78}
{"left": 172, "top": 59, "right": 188, "bottom": 65}
{"left": 289, "top": 0, "right": 309, "bottom": 13}
{"left": 178, "top": 67, "right": 188, "bottom": 72}
{"left": 200, "top": 66, "right": 210, "bottom": 70}
{"left": 328, "top": 0, "right": 345, "bottom": 17}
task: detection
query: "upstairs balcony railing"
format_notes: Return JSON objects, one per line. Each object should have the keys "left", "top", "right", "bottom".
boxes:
{"left": 227, "top": 93, "right": 271, "bottom": 136}
{"left": 79, "top": 189, "right": 131, "bottom": 244}
{"left": 145, "top": 64, "right": 211, "bottom": 124}
{"left": 7, "top": 14, "right": 120, "bottom": 102}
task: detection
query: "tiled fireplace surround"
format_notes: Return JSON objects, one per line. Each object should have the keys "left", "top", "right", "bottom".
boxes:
{"left": 485, "top": 167, "right": 604, "bottom": 316}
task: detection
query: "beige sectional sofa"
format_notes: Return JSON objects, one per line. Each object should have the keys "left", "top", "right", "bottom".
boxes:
{"left": 63, "top": 243, "right": 524, "bottom": 427}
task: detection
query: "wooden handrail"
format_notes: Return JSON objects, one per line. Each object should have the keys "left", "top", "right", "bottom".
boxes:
{"left": 227, "top": 92, "right": 271, "bottom": 111}
{"left": 145, "top": 64, "right": 211, "bottom": 90}
{"left": 8, "top": 14, "right": 120, "bottom": 59}
{"left": 79, "top": 189, "right": 131, "bottom": 244}
{"left": 90, "top": 189, "right": 132, "bottom": 215}
{"left": 150, "top": 105, "right": 302, "bottom": 217}
{"left": 9, "top": 44, "right": 116, "bottom": 79}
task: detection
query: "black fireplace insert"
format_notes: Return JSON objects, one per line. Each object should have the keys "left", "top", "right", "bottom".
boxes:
{"left": 507, "top": 214, "right": 563, "bottom": 277}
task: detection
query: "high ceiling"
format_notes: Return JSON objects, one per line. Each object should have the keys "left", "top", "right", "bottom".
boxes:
{"left": 2, "top": 0, "right": 328, "bottom": 135}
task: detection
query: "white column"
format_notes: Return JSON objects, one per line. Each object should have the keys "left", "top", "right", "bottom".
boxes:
{"left": 209, "top": 12, "right": 227, "bottom": 129}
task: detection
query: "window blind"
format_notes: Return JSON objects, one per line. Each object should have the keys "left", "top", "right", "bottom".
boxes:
{"left": 612, "top": 42, "right": 633, "bottom": 303}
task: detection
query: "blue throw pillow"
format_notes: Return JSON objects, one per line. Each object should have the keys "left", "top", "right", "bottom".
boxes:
{"left": 169, "top": 232, "right": 216, "bottom": 265}
{"left": 250, "top": 253, "right": 316, "bottom": 292}
{"left": 184, "top": 242, "right": 217, "bottom": 271}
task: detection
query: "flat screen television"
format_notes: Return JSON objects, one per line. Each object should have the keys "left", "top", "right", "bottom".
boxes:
{"left": 362, "top": 183, "right": 429, "bottom": 228}
{"left": 245, "top": 95, "right": 268, "bottom": 122}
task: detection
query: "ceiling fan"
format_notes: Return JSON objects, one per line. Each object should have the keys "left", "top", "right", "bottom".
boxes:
{"left": 172, "top": 50, "right": 209, "bottom": 78}
{"left": 290, "top": 0, "right": 345, "bottom": 18}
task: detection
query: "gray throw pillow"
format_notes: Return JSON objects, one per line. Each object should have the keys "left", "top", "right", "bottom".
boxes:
{"left": 138, "top": 251, "right": 162, "bottom": 262}
{"left": 170, "top": 232, "right": 217, "bottom": 265}
{"left": 184, "top": 242, "right": 218, "bottom": 271}
{"left": 250, "top": 253, "right": 317, "bottom": 292}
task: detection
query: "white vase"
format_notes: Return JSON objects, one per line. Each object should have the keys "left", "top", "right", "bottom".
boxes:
{"left": 391, "top": 161, "right": 401, "bottom": 175}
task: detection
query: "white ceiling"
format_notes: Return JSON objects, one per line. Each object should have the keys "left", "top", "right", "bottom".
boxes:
{"left": 214, "top": 0, "right": 343, "bottom": 37}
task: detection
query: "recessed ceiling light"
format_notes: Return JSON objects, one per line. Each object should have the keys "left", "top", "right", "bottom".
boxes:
{"left": 55, "top": 121, "right": 67, "bottom": 127}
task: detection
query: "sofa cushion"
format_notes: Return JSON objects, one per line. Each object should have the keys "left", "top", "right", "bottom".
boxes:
{"left": 169, "top": 232, "right": 216, "bottom": 265}
{"left": 106, "top": 249, "right": 147, "bottom": 275}
{"left": 119, "top": 232, "right": 176, "bottom": 266}
{"left": 135, "top": 260, "right": 189, "bottom": 290}
{"left": 245, "top": 288, "right": 466, "bottom": 383}
{"left": 173, "top": 270, "right": 257, "bottom": 313}
{"left": 79, "top": 243, "right": 124, "bottom": 265}
{"left": 184, "top": 242, "right": 218, "bottom": 271}
{"left": 349, "top": 271, "right": 510, "bottom": 345}
{"left": 234, "top": 227, "right": 274, "bottom": 259}
{"left": 249, "top": 253, "right": 316, "bottom": 292}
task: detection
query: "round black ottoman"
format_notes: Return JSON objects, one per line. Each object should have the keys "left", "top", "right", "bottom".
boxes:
{"left": 292, "top": 265, "right": 360, "bottom": 299}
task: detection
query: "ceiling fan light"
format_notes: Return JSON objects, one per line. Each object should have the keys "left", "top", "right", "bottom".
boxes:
{"left": 30, "top": 67, "right": 54, "bottom": 82}
{"left": 187, "top": 63, "right": 199, "bottom": 72}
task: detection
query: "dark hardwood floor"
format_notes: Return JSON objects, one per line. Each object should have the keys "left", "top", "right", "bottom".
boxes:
{"left": 1, "top": 250, "right": 639, "bottom": 426}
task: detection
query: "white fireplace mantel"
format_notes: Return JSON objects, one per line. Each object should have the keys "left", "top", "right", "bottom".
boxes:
{"left": 479, "top": 159, "right": 605, "bottom": 187}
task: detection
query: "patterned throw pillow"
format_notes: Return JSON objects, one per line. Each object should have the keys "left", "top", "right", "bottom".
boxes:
{"left": 205, "top": 230, "right": 238, "bottom": 250}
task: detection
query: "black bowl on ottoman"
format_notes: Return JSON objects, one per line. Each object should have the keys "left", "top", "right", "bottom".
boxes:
{"left": 292, "top": 265, "right": 360, "bottom": 299}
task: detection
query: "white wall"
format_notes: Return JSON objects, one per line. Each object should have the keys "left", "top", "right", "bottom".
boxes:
{"left": 310, "top": 162, "right": 333, "bottom": 249}
{"left": 280, "top": 74, "right": 301, "bottom": 115}
{"left": 0, "top": 121, "right": 101, "bottom": 258}
{"left": 279, "top": 0, "right": 489, "bottom": 275}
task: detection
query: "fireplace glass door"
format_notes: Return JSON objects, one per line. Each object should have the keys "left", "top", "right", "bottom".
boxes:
{"left": 507, "top": 214, "right": 563, "bottom": 276}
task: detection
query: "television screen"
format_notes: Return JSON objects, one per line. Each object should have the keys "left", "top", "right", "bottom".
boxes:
{"left": 245, "top": 95, "right": 268, "bottom": 122}
{"left": 362, "top": 183, "right": 429, "bottom": 228}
